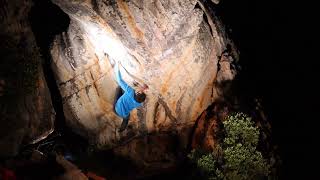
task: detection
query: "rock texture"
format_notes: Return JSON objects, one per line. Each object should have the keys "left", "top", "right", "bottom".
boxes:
{"left": 113, "top": 133, "right": 180, "bottom": 175}
{"left": 0, "top": 0, "right": 55, "bottom": 157}
{"left": 191, "top": 102, "right": 229, "bottom": 151}
{"left": 50, "top": 0, "right": 237, "bottom": 168}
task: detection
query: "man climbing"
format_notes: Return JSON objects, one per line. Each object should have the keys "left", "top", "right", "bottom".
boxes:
{"left": 114, "top": 62, "right": 148, "bottom": 132}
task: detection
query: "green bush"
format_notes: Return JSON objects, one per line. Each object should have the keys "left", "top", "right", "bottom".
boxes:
{"left": 188, "top": 150, "right": 224, "bottom": 180}
{"left": 188, "top": 113, "right": 270, "bottom": 180}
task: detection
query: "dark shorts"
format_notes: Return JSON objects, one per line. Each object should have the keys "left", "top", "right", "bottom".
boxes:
{"left": 113, "top": 87, "right": 130, "bottom": 119}
{"left": 113, "top": 86, "right": 123, "bottom": 114}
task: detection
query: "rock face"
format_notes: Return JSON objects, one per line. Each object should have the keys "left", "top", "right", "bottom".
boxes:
{"left": 50, "top": 0, "right": 237, "bottom": 168}
{"left": 0, "top": 0, "right": 55, "bottom": 157}
{"left": 211, "top": 0, "right": 221, "bottom": 5}
{"left": 191, "top": 102, "right": 229, "bottom": 151}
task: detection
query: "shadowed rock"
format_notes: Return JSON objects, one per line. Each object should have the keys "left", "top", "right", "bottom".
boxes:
{"left": 0, "top": 0, "right": 55, "bottom": 157}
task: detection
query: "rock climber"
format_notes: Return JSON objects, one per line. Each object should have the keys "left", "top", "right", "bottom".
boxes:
{"left": 113, "top": 62, "right": 148, "bottom": 132}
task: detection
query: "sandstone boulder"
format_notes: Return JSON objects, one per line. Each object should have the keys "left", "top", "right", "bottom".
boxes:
{"left": 50, "top": 0, "right": 237, "bottom": 164}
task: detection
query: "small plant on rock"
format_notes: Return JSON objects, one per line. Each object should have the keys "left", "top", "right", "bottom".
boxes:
{"left": 188, "top": 113, "right": 270, "bottom": 180}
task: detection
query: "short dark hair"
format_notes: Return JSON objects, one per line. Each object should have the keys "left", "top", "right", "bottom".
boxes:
{"left": 134, "top": 92, "right": 146, "bottom": 103}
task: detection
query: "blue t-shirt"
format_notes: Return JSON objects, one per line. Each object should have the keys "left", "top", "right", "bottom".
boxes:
{"left": 114, "top": 66, "right": 142, "bottom": 118}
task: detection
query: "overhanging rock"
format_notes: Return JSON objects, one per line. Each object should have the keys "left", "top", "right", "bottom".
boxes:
{"left": 50, "top": 0, "right": 236, "bottom": 150}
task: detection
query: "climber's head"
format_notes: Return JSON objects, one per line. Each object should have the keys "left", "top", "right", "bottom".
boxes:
{"left": 134, "top": 91, "right": 146, "bottom": 103}
{"left": 135, "top": 84, "right": 148, "bottom": 103}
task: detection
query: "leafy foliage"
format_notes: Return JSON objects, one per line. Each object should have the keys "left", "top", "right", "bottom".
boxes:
{"left": 188, "top": 113, "right": 270, "bottom": 180}
{"left": 188, "top": 150, "right": 224, "bottom": 180}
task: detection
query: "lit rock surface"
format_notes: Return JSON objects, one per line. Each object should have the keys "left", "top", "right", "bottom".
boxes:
{"left": 51, "top": 0, "right": 237, "bottom": 161}
{"left": 211, "top": 0, "right": 221, "bottom": 4}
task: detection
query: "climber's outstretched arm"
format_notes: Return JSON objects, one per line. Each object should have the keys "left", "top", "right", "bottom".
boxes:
{"left": 114, "top": 63, "right": 131, "bottom": 92}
